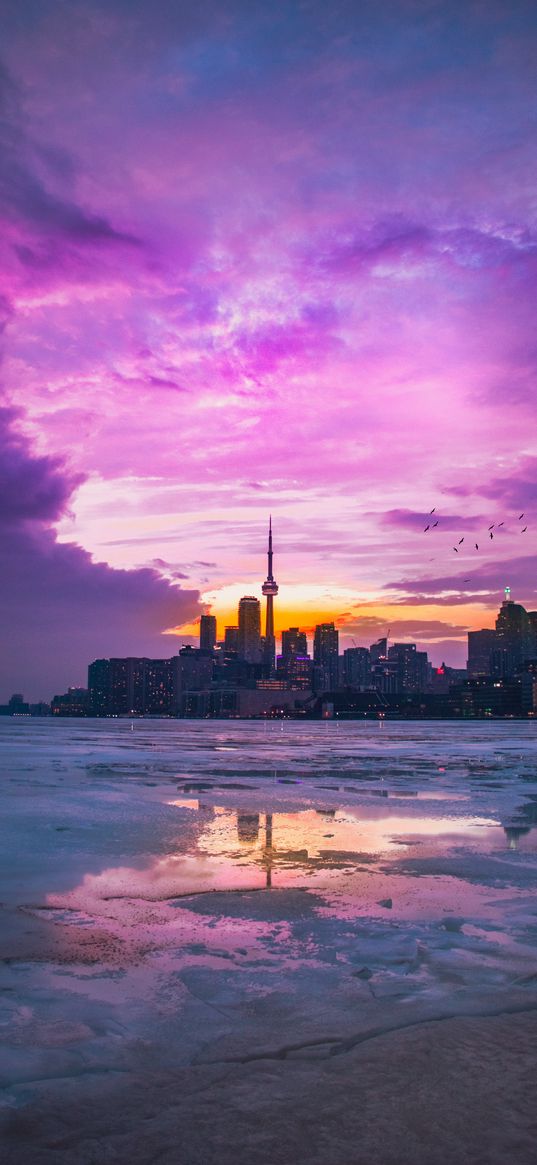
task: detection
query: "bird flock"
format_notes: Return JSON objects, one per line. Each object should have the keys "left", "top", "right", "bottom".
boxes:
{"left": 422, "top": 508, "right": 529, "bottom": 576}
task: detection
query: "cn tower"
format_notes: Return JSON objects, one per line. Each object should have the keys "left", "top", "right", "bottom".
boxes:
{"left": 262, "top": 516, "right": 278, "bottom": 673}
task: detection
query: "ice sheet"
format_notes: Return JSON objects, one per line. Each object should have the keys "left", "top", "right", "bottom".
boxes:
{"left": 1, "top": 719, "right": 537, "bottom": 1163}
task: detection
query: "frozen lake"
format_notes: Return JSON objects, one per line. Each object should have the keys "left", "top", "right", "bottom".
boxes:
{"left": 2, "top": 719, "right": 537, "bottom": 1164}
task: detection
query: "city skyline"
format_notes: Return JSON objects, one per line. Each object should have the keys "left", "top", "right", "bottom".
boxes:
{"left": 5, "top": 538, "right": 535, "bottom": 713}
{"left": 2, "top": 1, "right": 537, "bottom": 700}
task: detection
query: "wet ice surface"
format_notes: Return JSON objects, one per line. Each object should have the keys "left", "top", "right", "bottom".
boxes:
{"left": 2, "top": 719, "right": 537, "bottom": 1164}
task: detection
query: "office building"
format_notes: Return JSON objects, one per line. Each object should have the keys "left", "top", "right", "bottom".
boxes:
{"left": 467, "top": 629, "right": 498, "bottom": 677}
{"left": 238, "top": 596, "right": 262, "bottom": 663}
{"left": 199, "top": 614, "right": 217, "bottom": 652}
{"left": 343, "top": 647, "right": 371, "bottom": 689}
{"left": 224, "top": 626, "right": 239, "bottom": 652}
{"left": 281, "top": 627, "right": 308, "bottom": 660}
{"left": 313, "top": 622, "right": 339, "bottom": 690}
{"left": 388, "top": 643, "right": 428, "bottom": 694}
{"left": 495, "top": 592, "right": 536, "bottom": 676}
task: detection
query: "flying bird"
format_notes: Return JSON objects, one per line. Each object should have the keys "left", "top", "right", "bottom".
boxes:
{"left": 452, "top": 546, "right": 459, "bottom": 552}
{"left": 488, "top": 524, "right": 495, "bottom": 530}
{"left": 497, "top": 522, "right": 504, "bottom": 527}
{"left": 521, "top": 526, "right": 527, "bottom": 533}
{"left": 424, "top": 525, "right": 430, "bottom": 532}
{"left": 430, "top": 508, "right": 436, "bottom": 514}
{"left": 490, "top": 532, "right": 494, "bottom": 539}
{"left": 475, "top": 543, "right": 479, "bottom": 549}
{"left": 463, "top": 578, "right": 471, "bottom": 582}
{"left": 458, "top": 537, "right": 464, "bottom": 544}
{"left": 432, "top": 521, "right": 439, "bottom": 528}
{"left": 519, "top": 513, "right": 524, "bottom": 520}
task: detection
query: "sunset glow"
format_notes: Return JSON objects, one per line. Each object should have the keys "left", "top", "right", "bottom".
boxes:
{"left": 1, "top": 1, "right": 537, "bottom": 697}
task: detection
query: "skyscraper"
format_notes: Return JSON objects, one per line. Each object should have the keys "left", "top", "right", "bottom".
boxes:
{"left": 343, "top": 646, "right": 370, "bottom": 689}
{"left": 261, "top": 516, "right": 279, "bottom": 673}
{"left": 199, "top": 614, "right": 217, "bottom": 651}
{"left": 467, "top": 629, "right": 498, "bottom": 677}
{"left": 238, "top": 596, "right": 262, "bottom": 663}
{"left": 495, "top": 593, "right": 536, "bottom": 677}
{"left": 281, "top": 627, "right": 308, "bottom": 660}
{"left": 223, "top": 626, "right": 239, "bottom": 652}
{"left": 313, "top": 622, "right": 339, "bottom": 690}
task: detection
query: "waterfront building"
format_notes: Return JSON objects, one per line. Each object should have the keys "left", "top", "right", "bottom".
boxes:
{"left": 199, "top": 614, "right": 217, "bottom": 652}
{"left": 467, "top": 629, "right": 498, "bottom": 677}
{"left": 313, "top": 622, "right": 339, "bottom": 690}
{"left": 343, "top": 646, "right": 371, "bottom": 689}
{"left": 388, "top": 643, "right": 428, "bottom": 694}
{"left": 495, "top": 592, "right": 536, "bottom": 677}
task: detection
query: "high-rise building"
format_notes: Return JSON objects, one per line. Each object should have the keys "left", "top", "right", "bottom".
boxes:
{"left": 282, "top": 654, "right": 313, "bottom": 690}
{"left": 281, "top": 627, "right": 308, "bottom": 660}
{"left": 467, "top": 629, "right": 498, "bottom": 677}
{"left": 261, "top": 517, "right": 279, "bottom": 673}
{"left": 177, "top": 646, "right": 214, "bottom": 692}
{"left": 387, "top": 643, "right": 428, "bottom": 693}
{"left": 238, "top": 596, "right": 262, "bottom": 663}
{"left": 144, "top": 659, "right": 174, "bottom": 714}
{"left": 313, "top": 623, "right": 339, "bottom": 690}
{"left": 495, "top": 595, "right": 536, "bottom": 676}
{"left": 370, "top": 638, "right": 388, "bottom": 663}
{"left": 343, "top": 647, "right": 371, "bottom": 689}
{"left": 224, "top": 626, "right": 239, "bottom": 652}
{"left": 199, "top": 614, "right": 217, "bottom": 652}
{"left": 88, "top": 659, "right": 111, "bottom": 715}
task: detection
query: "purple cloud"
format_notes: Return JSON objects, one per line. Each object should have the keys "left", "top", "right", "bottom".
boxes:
{"left": 379, "top": 509, "right": 480, "bottom": 532}
{"left": 386, "top": 556, "right": 537, "bottom": 609}
{"left": 0, "top": 410, "right": 200, "bottom": 700}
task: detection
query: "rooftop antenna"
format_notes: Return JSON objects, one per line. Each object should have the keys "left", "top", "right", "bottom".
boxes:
{"left": 504, "top": 585, "right": 511, "bottom": 603}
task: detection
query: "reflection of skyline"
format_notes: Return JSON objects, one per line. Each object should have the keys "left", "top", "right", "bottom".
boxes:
{"left": 231, "top": 801, "right": 534, "bottom": 885}
{"left": 43, "top": 796, "right": 537, "bottom": 923}
{"left": 238, "top": 811, "right": 274, "bottom": 887}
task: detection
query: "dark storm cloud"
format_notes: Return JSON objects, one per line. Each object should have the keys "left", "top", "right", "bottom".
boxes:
{"left": 0, "top": 406, "right": 79, "bottom": 524}
{"left": 0, "top": 412, "right": 200, "bottom": 700}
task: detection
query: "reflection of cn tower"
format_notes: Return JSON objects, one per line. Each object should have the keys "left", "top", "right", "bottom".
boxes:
{"left": 263, "top": 813, "right": 273, "bottom": 888}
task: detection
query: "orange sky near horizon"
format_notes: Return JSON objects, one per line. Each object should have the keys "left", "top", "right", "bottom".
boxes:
{"left": 168, "top": 583, "right": 498, "bottom": 663}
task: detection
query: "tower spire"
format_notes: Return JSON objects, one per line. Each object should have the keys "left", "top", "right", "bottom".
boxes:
{"left": 262, "top": 515, "right": 278, "bottom": 674}
{"left": 267, "top": 515, "right": 274, "bottom": 580}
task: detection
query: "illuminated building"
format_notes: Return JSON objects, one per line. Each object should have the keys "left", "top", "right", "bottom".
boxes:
{"left": 313, "top": 622, "right": 339, "bottom": 690}
{"left": 343, "top": 647, "right": 370, "bottom": 689}
{"left": 467, "top": 629, "right": 498, "bottom": 677}
{"left": 495, "top": 592, "right": 536, "bottom": 677}
{"left": 388, "top": 643, "right": 428, "bottom": 693}
{"left": 281, "top": 627, "right": 307, "bottom": 659}
{"left": 279, "top": 653, "right": 313, "bottom": 690}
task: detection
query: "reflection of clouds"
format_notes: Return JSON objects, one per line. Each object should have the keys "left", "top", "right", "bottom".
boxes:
{"left": 46, "top": 798, "right": 534, "bottom": 911}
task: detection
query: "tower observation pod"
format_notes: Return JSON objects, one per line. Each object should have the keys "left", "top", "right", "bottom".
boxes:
{"left": 262, "top": 517, "right": 279, "bottom": 674}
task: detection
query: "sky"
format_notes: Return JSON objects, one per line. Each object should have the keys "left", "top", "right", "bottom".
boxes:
{"left": 2, "top": 0, "right": 537, "bottom": 699}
